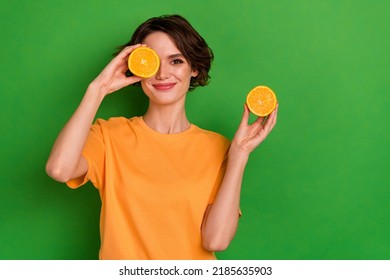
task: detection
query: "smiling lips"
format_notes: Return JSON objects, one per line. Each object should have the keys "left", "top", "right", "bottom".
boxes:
{"left": 153, "top": 83, "right": 176, "bottom": 90}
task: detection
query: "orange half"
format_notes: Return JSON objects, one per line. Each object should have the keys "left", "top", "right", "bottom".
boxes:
{"left": 246, "top": 86, "right": 277, "bottom": 117}
{"left": 128, "top": 46, "right": 160, "bottom": 78}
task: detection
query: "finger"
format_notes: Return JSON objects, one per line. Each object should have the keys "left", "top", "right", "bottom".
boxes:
{"left": 270, "top": 104, "right": 278, "bottom": 128}
{"left": 263, "top": 104, "right": 278, "bottom": 133}
{"left": 104, "top": 45, "right": 141, "bottom": 72}
{"left": 269, "top": 104, "right": 278, "bottom": 128}
{"left": 250, "top": 111, "right": 266, "bottom": 131}
{"left": 125, "top": 75, "right": 143, "bottom": 86}
{"left": 240, "top": 104, "right": 250, "bottom": 127}
{"left": 114, "top": 45, "right": 145, "bottom": 73}
{"left": 262, "top": 116, "right": 273, "bottom": 135}
{"left": 253, "top": 115, "right": 265, "bottom": 126}
{"left": 117, "top": 44, "right": 142, "bottom": 60}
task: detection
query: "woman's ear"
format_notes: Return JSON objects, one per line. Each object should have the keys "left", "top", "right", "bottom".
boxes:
{"left": 191, "top": 69, "right": 199, "bottom": 77}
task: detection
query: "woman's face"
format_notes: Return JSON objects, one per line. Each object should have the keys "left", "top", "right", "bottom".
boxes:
{"left": 140, "top": 31, "right": 198, "bottom": 106}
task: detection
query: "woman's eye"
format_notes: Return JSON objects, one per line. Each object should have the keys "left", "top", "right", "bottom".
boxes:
{"left": 172, "top": 59, "right": 183, "bottom": 65}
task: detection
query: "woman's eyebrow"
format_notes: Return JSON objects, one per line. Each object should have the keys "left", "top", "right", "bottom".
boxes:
{"left": 167, "top": 53, "right": 184, "bottom": 59}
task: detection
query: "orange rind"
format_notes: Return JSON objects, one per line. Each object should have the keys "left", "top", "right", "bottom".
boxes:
{"left": 128, "top": 46, "right": 160, "bottom": 78}
{"left": 246, "top": 85, "right": 277, "bottom": 117}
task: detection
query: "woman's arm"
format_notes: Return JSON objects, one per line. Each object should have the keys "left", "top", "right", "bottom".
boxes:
{"left": 46, "top": 45, "right": 143, "bottom": 182}
{"left": 201, "top": 104, "right": 278, "bottom": 251}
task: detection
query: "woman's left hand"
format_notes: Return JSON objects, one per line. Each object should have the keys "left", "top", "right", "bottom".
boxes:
{"left": 230, "top": 103, "right": 278, "bottom": 156}
{"left": 201, "top": 103, "right": 278, "bottom": 250}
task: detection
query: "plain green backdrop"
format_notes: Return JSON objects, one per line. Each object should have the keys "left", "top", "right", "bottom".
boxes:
{"left": 1, "top": 0, "right": 389, "bottom": 260}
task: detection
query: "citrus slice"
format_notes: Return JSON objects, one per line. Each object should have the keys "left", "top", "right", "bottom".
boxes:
{"left": 246, "top": 85, "right": 277, "bottom": 117}
{"left": 128, "top": 46, "right": 160, "bottom": 78}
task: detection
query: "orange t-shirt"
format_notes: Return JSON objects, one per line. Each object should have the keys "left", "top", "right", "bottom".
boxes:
{"left": 67, "top": 116, "right": 230, "bottom": 260}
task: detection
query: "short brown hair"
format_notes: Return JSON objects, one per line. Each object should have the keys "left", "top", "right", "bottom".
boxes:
{"left": 117, "top": 15, "right": 214, "bottom": 90}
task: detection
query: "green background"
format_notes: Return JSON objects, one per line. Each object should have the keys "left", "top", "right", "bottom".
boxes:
{"left": 1, "top": 0, "right": 389, "bottom": 260}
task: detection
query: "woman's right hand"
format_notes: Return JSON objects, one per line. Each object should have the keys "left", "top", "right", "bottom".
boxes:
{"left": 46, "top": 44, "right": 145, "bottom": 183}
{"left": 91, "top": 44, "right": 144, "bottom": 96}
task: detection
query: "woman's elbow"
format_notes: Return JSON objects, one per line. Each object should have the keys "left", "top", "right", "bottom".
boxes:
{"left": 203, "top": 237, "right": 231, "bottom": 252}
{"left": 45, "top": 162, "right": 70, "bottom": 183}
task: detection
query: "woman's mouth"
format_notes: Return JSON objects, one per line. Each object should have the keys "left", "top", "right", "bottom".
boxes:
{"left": 153, "top": 83, "right": 176, "bottom": 90}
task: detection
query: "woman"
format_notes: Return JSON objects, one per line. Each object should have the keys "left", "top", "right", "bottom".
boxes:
{"left": 46, "top": 14, "right": 278, "bottom": 260}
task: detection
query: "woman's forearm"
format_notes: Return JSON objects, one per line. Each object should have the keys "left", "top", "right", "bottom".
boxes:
{"left": 201, "top": 145, "right": 249, "bottom": 252}
{"left": 202, "top": 104, "right": 278, "bottom": 252}
{"left": 45, "top": 83, "right": 105, "bottom": 182}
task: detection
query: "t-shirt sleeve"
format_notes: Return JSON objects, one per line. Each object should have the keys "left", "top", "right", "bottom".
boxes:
{"left": 66, "top": 119, "right": 106, "bottom": 189}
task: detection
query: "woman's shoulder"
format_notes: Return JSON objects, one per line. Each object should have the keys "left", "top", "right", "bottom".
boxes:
{"left": 191, "top": 125, "right": 230, "bottom": 147}
{"left": 93, "top": 116, "right": 140, "bottom": 128}
{"left": 90, "top": 117, "right": 142, "bottom": 138}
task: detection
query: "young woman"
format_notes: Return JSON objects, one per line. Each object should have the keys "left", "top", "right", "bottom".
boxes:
{"left": 46, "top": 14, "right": 278, "bottom": 260}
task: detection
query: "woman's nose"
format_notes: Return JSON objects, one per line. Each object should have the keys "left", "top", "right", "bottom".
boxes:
{"left": 155, "top": 61, "right": 170, "bottom": 80}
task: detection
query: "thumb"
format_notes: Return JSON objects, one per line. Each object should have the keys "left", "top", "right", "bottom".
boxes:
{"left": 240, "top": 103, "right": 250, "bottom": 127}
{"left": 125, "top": 76, "right": 143, "bottom": 87}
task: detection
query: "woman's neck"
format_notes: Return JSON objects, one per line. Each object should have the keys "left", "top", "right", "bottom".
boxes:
{"left": 142, "top": 104, "right": 190, "bottom": 134}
